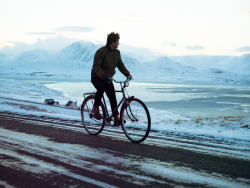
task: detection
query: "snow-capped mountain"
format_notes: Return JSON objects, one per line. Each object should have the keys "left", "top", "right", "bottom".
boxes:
{"left": 57, "top": 42, "right": 99, "bottom": 63}
{"left": 0, "top": 41, "right": 150, "bottom": 76}
{"left": 145, "top": 56, "right": 195, "bottom": 74}
{"left": 0, "top": 53, "right": 10, "bottom": 66}
{"left": 0, "top": 49, "right": 54, "bottom": 73}
{"left": 13, "top": 49, "right": 52, "bottom": 65}
{"left": 0, "top": 53, "right": 6, "bottom": 62}
{"left": 216, "top": 54, "right": 250, "bottom": 75}
{"left": 0, "top": 40, "right": 249, "bottom": 84}
{"left": 44, "top": 42, "right": 100, "bottom": 72}
{"left": 171, "top": 55, "right": 250, "bottom": 75}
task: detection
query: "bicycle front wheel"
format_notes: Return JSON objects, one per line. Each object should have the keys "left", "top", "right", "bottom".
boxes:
{"left": 120, "top": 98, "right": 151, "bottom": 143}
{"left": 81, "top": 95, "right": 105, "bottom": 135}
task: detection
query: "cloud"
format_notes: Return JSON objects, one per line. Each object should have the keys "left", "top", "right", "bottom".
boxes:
{"left": 186, "top": 45, "right": 204, "bottom": 50}
{"left": 161, "top": 42, "right": 177, "bottom": 47}
{"left": 168, "top": 42, "right": 177, "bottom": 47}
{"left": 236, "top": 46, "right": 250, "bottom": 52}
{"left": 57, "top": 26, "right": 94, "bottom": 32}
{"left": 26, "top": 32, "right": 57, "bottom": 35}
{"left": 1, "top": 36, "right": 78, "bottom": 56}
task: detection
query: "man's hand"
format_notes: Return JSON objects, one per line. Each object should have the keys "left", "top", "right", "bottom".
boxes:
{"left": 126, "top": 73, "right": 132, "bottom": 81}
{"left": 101, "top": 74, "right": 109, "bottom": 84}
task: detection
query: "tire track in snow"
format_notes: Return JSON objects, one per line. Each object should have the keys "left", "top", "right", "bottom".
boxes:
{"left": 1, "top": 113, "right": 249, "bottom": 160}
{"left": 1, "top": 112, "right": 250, "bottom": 187}
{"left": 0, "top": 128, "right": 167, "bottom": 187}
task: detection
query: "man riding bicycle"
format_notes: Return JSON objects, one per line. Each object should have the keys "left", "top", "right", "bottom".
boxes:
{"left": 91, "top": 32, "right": 132, "bottom": 126}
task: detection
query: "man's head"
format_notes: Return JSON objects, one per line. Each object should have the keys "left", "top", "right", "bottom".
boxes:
{"left": 107, "top": 32, "right": 120, "bottom": 49}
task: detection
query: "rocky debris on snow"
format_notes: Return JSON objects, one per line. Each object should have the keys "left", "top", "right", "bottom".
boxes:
{"left": 44, "top": 99, "right": 80, "bottom": 110}
{"left": 65, "top": 100, "right": 79, "bottom": 110}
{"left": 44, "top": 99, "right": 59, "bottom": 106}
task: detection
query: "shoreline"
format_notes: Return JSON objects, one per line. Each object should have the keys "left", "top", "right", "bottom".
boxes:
{"left": 0, "top": 75, "right": 249, "bottom": 141}
{"left": 1, "top": 73, "right": 250, "bottom": 86}
{"left": 0, "top": 96, "right": 249, "bottom": 141}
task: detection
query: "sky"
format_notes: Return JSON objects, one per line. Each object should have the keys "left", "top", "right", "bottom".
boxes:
{"left": 0, "top": 0, "right": 250, "bottom": 56}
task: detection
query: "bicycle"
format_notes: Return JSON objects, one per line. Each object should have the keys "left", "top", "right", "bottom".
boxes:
{"left": 81, "top": 78, "right": 151, "bottom": 143}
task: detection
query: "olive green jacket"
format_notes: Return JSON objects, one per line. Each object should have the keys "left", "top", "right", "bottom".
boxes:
{"left": 91, "top": 45, "right": 129, "bottom": 78}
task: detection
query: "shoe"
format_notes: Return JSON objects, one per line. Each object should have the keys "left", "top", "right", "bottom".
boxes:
{"left": 114, "top": 115, "right": 121, "bottom": 126}
{"left": 92, "top": 106, "right": 102, "bottom": 120}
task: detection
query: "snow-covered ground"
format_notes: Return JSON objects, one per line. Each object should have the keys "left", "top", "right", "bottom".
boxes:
{"left": 0, "top": 77, "right": 249, "bottom": 142}
{"left": 0, "top": 39, "right": 249, "bottom": 148}
{"left": 1, "top": 126, "right": 249, "bottom": 187}
{"left": 1, "top": 39, "right": 250, "bottom": 187}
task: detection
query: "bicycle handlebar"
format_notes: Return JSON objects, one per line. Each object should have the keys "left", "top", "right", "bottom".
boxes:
{"left": 109, "top": 78, "right": 131, "bottom": 83}
{"left": 109, "top": 78, "right": 132, "bottom": 88}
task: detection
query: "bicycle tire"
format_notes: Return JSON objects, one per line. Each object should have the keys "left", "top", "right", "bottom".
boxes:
{"left": 120, "top": 98, "right": 151, "bottom": 143}
{"left": 81, "top": 95, "right": 105, "bottom": 135}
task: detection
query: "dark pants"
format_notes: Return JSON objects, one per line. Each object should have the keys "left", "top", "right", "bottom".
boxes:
{"left": 91, "top": 76, "right": 119, "bottom": 116}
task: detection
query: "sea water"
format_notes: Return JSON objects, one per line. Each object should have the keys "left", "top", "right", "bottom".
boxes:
{"left": 45, "top": 81, "right": 250, "bottom": 118}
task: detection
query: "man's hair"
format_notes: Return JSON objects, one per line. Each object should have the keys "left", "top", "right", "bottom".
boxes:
{"left": 106, "top": 32, "right": 120, "bottom": 45}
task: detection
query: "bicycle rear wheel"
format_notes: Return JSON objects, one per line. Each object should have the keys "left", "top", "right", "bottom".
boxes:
{"left": 120, "top": 98, "right": 151, "bottom": 143}
{"left": 81, "top": 95, "right": 105, "bottom": 135}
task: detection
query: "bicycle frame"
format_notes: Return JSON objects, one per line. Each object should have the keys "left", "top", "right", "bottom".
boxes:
{"left": 83, "top": 78, "right": 134, "bottom": 125}
{"left": 102, "top": 79, "right": 131, "bottom": 124}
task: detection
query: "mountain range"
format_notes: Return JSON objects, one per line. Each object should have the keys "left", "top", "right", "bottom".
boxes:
{"left": 0, "top": 41, "right": 249, "bottom": 84}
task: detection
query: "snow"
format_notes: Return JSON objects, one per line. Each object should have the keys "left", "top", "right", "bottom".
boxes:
{"left": 0, "top": 39, "right": 249, "bottom": 153}
{"left": 0, "top": 128, "right": 118, "bottom": 188}
{"left": 0, "top": 180, "right": 15, "bottom": 188}
{"left": 0, "top": 78, "right": 249, "bottom": 142}
{"left": 171, "top": 54, "right": 250, "bottom": 75}
{"left": 138, "top": 161, "right": 250, "bottom": 188}
{"left": 0, "top": 39, "right": 250, "bottom": 186}
{"left": 1, "top": 127, "right": 249, "bottom": 187}
{"left": 0, "top": 39, "right": 249, "bottom": 84}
